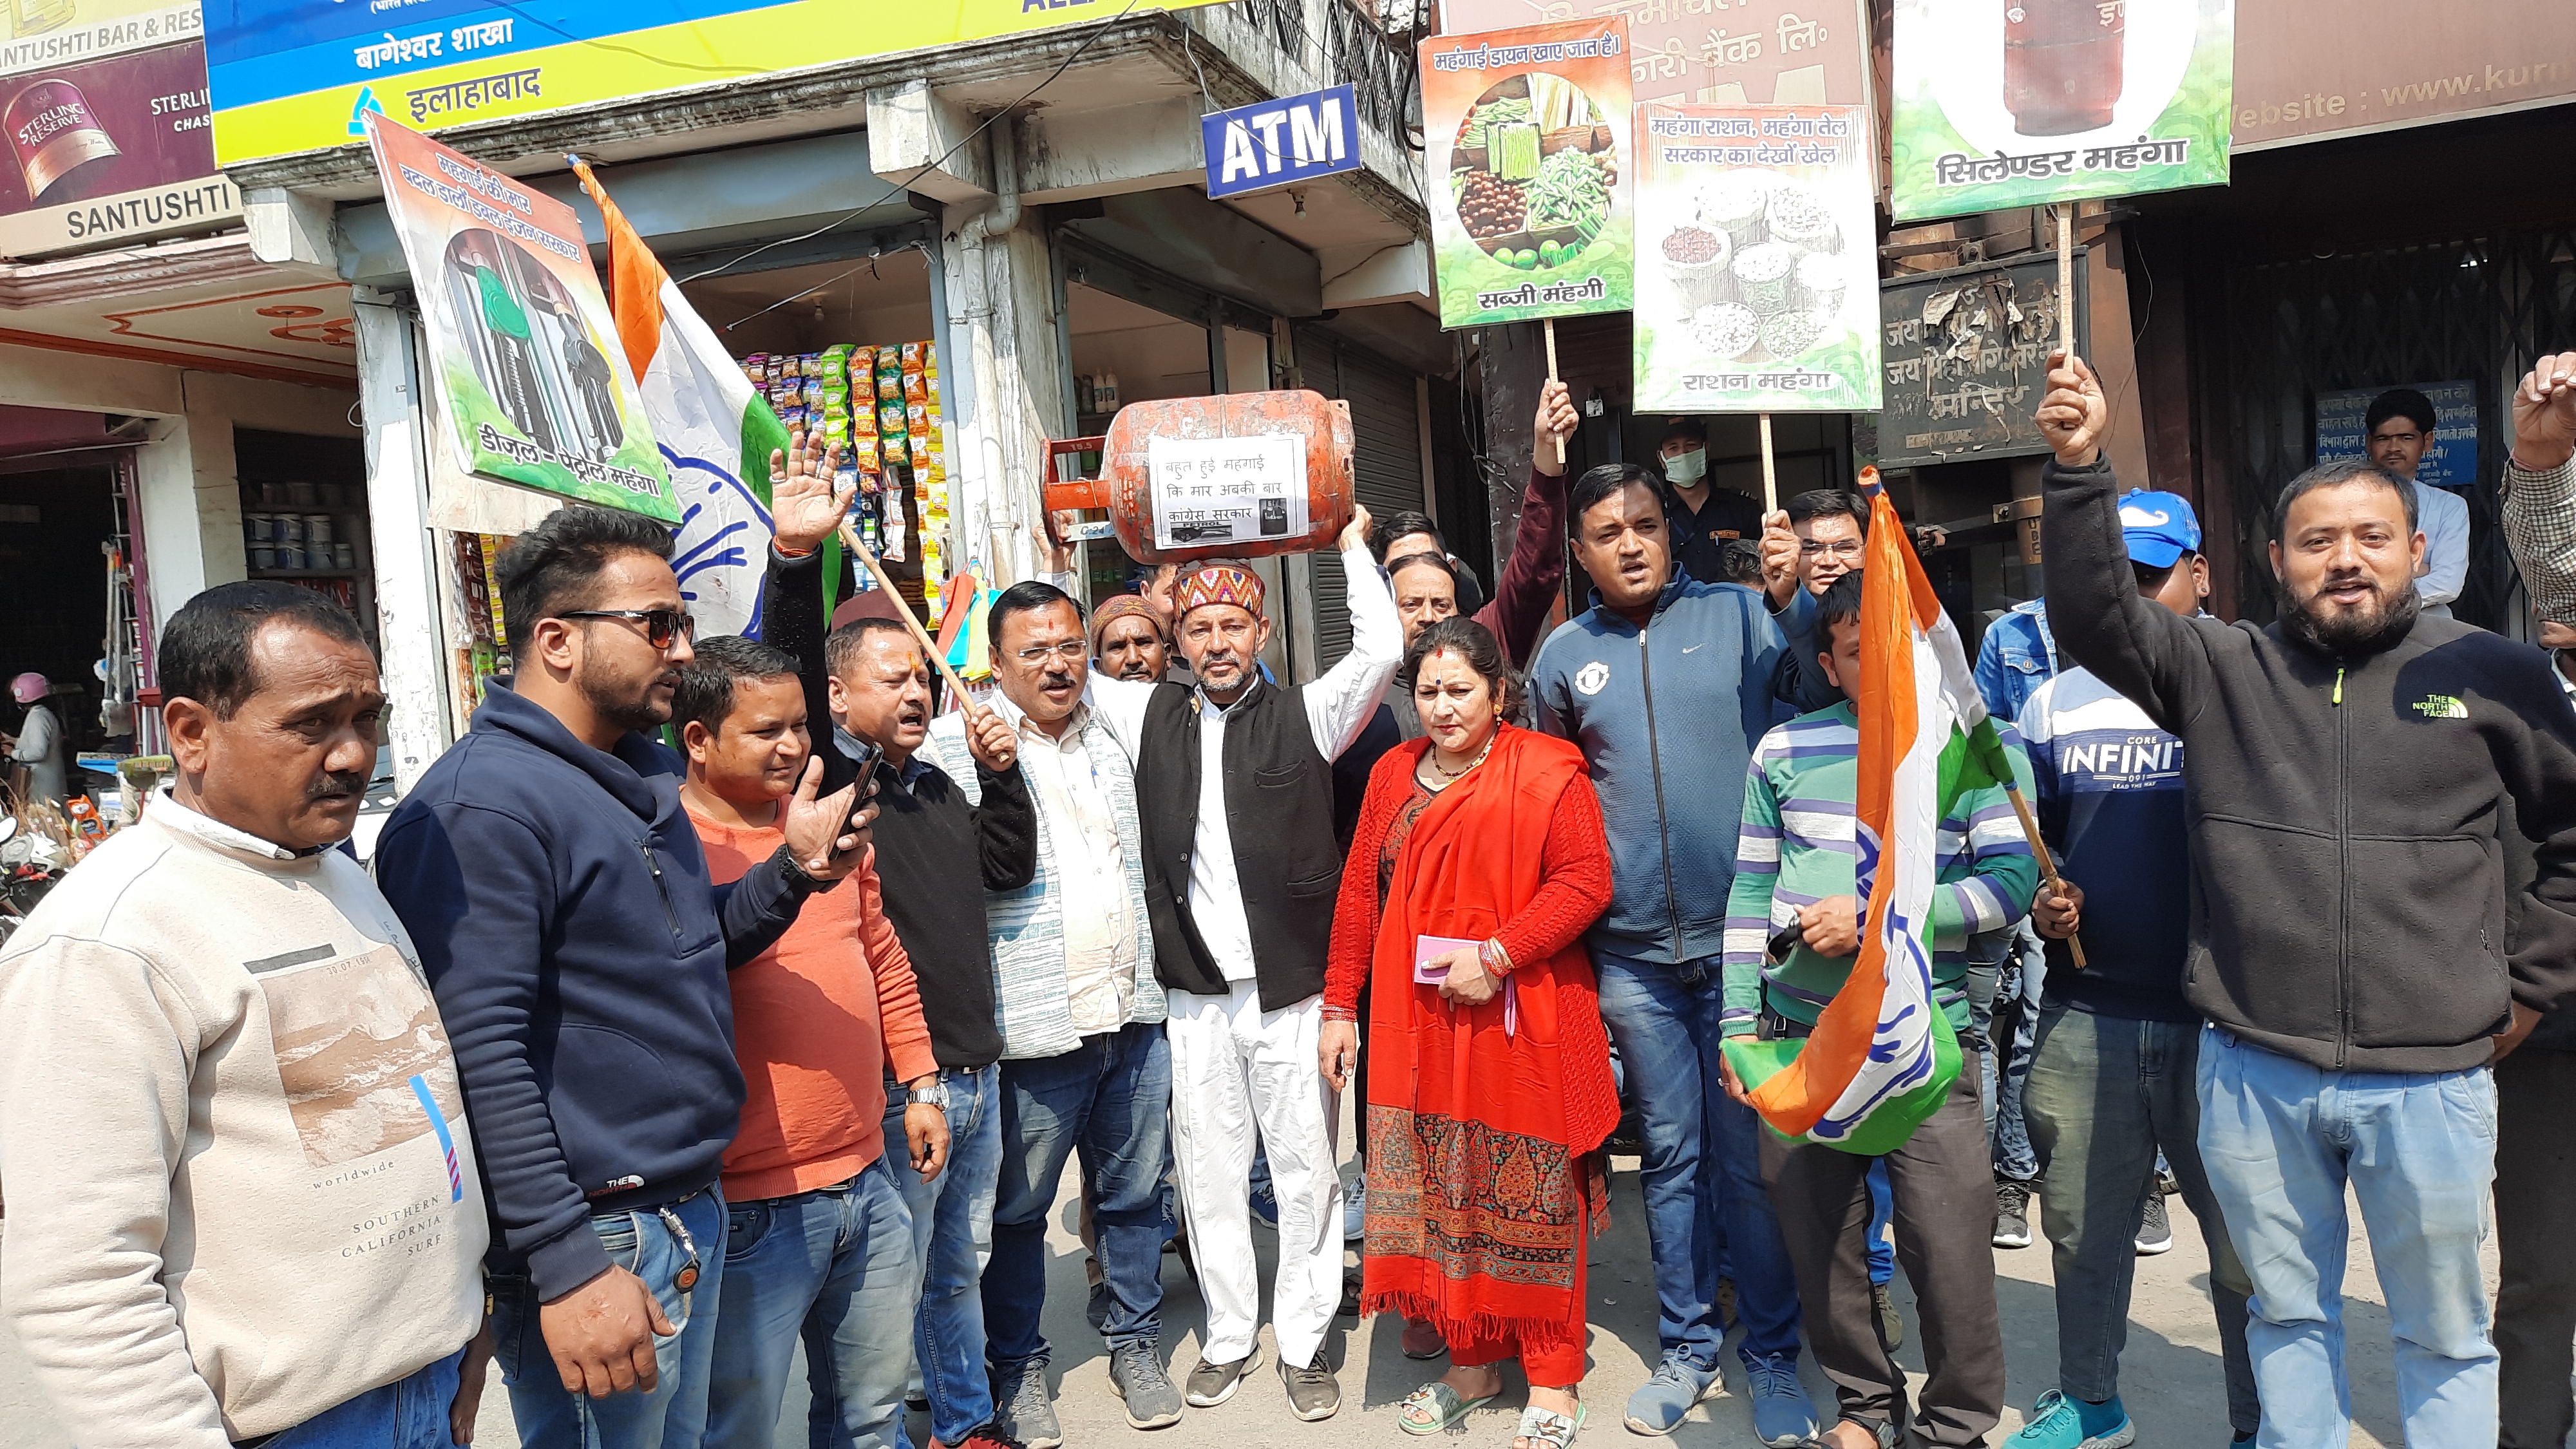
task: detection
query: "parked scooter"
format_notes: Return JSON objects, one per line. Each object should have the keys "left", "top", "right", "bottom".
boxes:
{"left": 0, "top": 815, "right": 66, "bottom": 949}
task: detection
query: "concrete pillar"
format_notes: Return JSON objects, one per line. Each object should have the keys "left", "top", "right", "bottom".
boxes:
{"left": 940, "top": 117, "right": 1068, "bottom": 587}
{"left": 133, "top": 404, "right": 248, "bottom": 636}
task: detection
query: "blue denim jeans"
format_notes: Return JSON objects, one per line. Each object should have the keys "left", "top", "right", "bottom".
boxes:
{"left": 1988, "top": 927, "right": 2043, "bottom": 1183}
{"left": 1866, "top": 1160, "right": 1895, "bottom": 1288}
{"left": 986, "top": 1021, "right": 1174, "bottom": 1371}
{"left": 1596, "top": 950, "right": 1803, "bottom": 1371}
{"left": 2197, "top": 1027, "right": 2499, "bottom": 1448}
{"left": 703, "top": 1157, "right": 919, "bottom": 1449}
{"left": 2025, "top": 1007, "right": 2258, "bottom": 1435}
{"left": 251, "top": 1347, "right": 466, "bottom": 1448}
{"left": 885, "top": 1066, "right": 1001, "bottom": 1448}
{"left": 494, "top": 1187, "right": 727, "bottom": 1449}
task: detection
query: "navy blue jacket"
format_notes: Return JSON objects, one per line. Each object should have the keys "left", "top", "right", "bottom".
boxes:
{"left": 375, "top": 683, "right": 808, "bottom": 1297}
{"left": 1531, "top": 573, "right": 1785, "bottom": 963}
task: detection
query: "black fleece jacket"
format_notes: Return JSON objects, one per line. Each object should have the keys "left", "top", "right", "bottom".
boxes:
{"left": 2041, "top": 455, "right": 2576, "bottom": 1073}
{"left": 762, "top": 545, "right": 1036, "bottom": 1067}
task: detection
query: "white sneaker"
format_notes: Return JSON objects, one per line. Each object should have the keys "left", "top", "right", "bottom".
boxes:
{"left": 1343, "top": 1175, "right": 1367, "bottom": 1241}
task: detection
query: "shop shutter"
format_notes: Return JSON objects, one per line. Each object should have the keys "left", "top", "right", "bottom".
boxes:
{"left": 1295, "top": 327, "right": 1425, "bottom": 668}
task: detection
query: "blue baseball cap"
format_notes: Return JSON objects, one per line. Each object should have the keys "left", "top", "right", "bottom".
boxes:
{"left": 2116, "top": 489, "right": 2201, "bottom": 568}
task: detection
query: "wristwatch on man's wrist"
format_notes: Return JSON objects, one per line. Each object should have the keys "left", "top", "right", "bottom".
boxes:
{"left": 908, "top": 1075, "right": 951, "bottom": 1110}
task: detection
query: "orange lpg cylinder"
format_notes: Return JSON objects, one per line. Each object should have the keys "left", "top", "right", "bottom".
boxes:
{"left": 1045, "top": 390, "right": 1354, "bottom": 564}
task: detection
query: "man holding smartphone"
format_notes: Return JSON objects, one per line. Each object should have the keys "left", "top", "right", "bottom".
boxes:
{"left": 376, "top": 504, "right": 878, "bottom": 1449}
{"left": 761, "top": 440, "right": 1039, "bottom": 1449}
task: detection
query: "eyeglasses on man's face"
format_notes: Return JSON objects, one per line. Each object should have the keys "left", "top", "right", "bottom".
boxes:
{"left": 561, "top": 608, "right": 697, "bottom": 651}
{"left": 1799, "top": 538, "right": 1864, "bottom": 560}
{"left": 1012, "top": 639, "right": 1090, "bottom": 665}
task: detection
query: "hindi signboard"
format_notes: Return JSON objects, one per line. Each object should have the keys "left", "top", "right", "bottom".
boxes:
{"left": 2315, "top": 381, "right": 2477, "bottom": 488}
{"left": 361, "top": 111, "right": 676, "bottom": 520}
{"left": 1423, "top": 17, "right": 1634, "bottom": 329}
{"left": 1437, "top": 0, "right": 1871, "bottom": 111}
{"left": 1633, "top": 102, "right": 1877, "bottom": 413}
{"left": 1889, "top": 0, "right": 2233, "bottom": 222}
{"left": 1877, "top": 252, "right": 2088, "bottom": 469}
{"left": 1147, "top": 433, "right": 1310, "bottom": 550}
{"left": 206, "top": 0, "right": 1233, "bottom": 167}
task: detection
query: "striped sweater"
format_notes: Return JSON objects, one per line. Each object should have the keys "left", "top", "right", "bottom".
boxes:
{"left": 1720, "top": 700, "right": 2038, "bottom": 1036}
{"left": 927, "top": 707, "right": 1164, "bottom": 1059}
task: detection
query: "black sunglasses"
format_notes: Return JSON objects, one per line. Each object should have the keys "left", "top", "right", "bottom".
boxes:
{"left": 560, "top": 608, "right": 697, "bottom": 650}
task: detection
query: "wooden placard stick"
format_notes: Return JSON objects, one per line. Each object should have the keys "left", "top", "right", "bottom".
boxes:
{"left": 1759, "top": 411, "right": 1779, "bottom": 513}
{"left": 1542, "top": 317, "right": 1567, "bottom": 468}
{"left": 838, "top": 517, "right": 980, "bottom": 710}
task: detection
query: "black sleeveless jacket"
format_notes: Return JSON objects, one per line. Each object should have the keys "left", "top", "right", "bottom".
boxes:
{"left": 1135, "top": 677, "right": 1340, "bottom": 1009}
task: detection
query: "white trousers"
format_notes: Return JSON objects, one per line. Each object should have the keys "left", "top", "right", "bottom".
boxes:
{"left": 1166, "top": 980, "right": 1343, "bottom": 1368}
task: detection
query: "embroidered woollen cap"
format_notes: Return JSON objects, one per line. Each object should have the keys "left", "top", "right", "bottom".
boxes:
{"left": 1175, "top": 564, "right": 1265, "bottom": 620}
{"left": 1089, "top": 594, "right": 1161, "bottom": 650}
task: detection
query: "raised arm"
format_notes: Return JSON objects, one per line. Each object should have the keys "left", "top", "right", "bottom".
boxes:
{"left": 1305, "top": 505, "right": 1402, "bottom": 761}
{"left": 765, "top": 430, "right": 859, "bottom": 794}
{"left": 1475, "top": 382, "right": 1580, "bottom": 666}
{"left": 2504, "top": 352, "right": 2576, "bottom": 624}
{"left": 2035, "top": 354, "right": 2213, "bottom": 735}
{"left": 0, "top": 940, "right": 231, "bottom": 1448}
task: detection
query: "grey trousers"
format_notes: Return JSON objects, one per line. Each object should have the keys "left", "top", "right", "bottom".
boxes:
{"left": 2496, "top": 1045, "right": 2576, "bottom": 1449}
{"left": 1761, "top": 1046, "right": 2003, "bottom": 1448}
{"left": 2022, "top": 1005, "right": 2260, "bottom": 1436}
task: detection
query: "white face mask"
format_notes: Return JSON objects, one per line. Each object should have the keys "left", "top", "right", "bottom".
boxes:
{"left": 1664, "top": 446, "right": 1707, "bottom": 485}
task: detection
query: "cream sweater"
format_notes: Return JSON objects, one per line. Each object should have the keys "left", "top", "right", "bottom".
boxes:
{"left": 0, "top": 790, "right": 488, "bottom": 1446}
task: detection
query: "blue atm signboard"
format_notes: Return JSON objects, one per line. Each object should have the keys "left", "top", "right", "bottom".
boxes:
{"left": 1201, "top": 84, "right": 1359, "bottom": 200}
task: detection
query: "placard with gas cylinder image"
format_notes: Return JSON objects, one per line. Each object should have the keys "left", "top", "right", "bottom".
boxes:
{"left": 1891, "top": 0, "right": 2232, "bottom": 220}
{"left": 1633, "top": 102, "right": 1879, "bottom": 413}
{"left": 1422, "top": 16, "right": 1633, "bottom": 329}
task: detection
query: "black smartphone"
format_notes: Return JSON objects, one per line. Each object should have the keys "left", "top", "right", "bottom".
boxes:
{"left": 817, "top": 731, "right": 879, "bottom": 800}
{"left": 1765, "top": 922, "right": 1806, "bottom": 964}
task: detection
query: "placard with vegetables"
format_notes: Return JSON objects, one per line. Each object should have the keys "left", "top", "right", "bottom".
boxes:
{"left": 1631, "top": 102, "right": 1882, "bottom": 413}
{"left": 1421, "top": 17, "right": 1633, "bottom": 328}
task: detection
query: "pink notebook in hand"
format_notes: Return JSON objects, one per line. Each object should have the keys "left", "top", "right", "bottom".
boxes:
{"left": 1413, "top": 934, "right": 1517, "bottom": 1037}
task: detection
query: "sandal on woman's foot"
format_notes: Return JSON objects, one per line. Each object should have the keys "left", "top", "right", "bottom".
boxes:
{"left": 1514, "top": 1401, "right": 1587, "bottom": 1449}
{"left": 1399, "top": 1381, "right": 1496, "bottom": 1435}
{"left": 1401, "top": 1318, "right": 1449, "bottom": 1360}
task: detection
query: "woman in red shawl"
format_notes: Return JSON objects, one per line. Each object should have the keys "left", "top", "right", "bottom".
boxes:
{"left": 1320, "top": 616, "right": 1617, "bottom": 1449}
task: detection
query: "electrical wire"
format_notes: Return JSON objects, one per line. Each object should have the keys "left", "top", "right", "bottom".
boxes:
{"left": 672, "top": 0, "right": 1148, "bottom": 287}
{"left": 719, "top": 240, "right": 929, "bottom": 332}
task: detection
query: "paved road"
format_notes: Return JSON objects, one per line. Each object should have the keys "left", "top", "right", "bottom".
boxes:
{"left": 5, "top": 1131, "right": 2515, "bottom": 1449}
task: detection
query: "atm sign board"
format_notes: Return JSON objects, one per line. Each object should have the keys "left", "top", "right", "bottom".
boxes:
{"left": 1201, "top": 84, "right": 1359, "bottom": 200}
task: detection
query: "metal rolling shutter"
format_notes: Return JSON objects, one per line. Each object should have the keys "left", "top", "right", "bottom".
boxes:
{"left": 1296, "top": 327, "right": 1424, "bottom": 668}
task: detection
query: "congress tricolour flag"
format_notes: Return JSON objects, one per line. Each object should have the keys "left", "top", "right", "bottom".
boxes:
{"left": 1723, "top": 475, "right": 2010, "bottom": 1155}
{"left": 573, "top": 158, "right": 790, "bottom": 638}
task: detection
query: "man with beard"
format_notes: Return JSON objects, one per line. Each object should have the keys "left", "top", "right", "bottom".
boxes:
{"left": 2037, "top": 352, "right": 2576, "bottom": 1448}
{"left": 0, "top": 583, "right": 489, "bottom": 1449}
{"left": 1082, "top": 508, "right": 1397, "bottom": 1425}
{"left": 1091, "top": 594, "right": 1171, "bottom": 683}
{"left": 922, "top": 582, "right": 1180, "bottom": 1439}
{"left": 376, "top": 505, "right": 877, "bottom": 1449}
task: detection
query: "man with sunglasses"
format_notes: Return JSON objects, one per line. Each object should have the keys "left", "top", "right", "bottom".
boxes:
{"left": 376, "top": 504, "right": 876, "bottom": 1449}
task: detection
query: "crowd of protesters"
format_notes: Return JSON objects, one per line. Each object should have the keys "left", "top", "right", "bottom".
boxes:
{"left": 5, "top": 352, "right": 2576, "bottom": 1449}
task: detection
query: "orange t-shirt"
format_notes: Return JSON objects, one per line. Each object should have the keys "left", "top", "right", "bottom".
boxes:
{"left": 690, "top": 811, "right": 940, "bottom": 1202}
